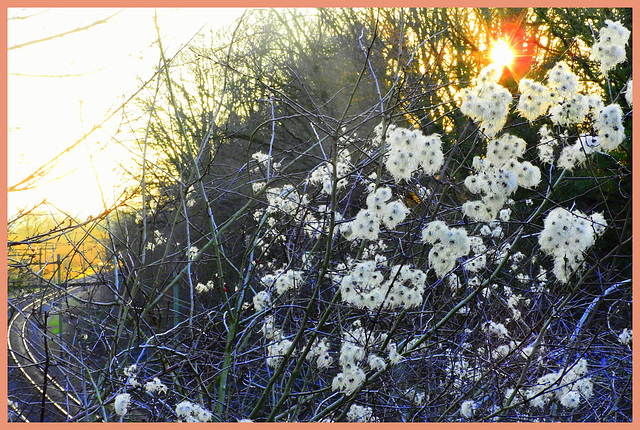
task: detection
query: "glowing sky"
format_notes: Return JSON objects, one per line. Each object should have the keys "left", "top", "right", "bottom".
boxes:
{"left": 8, "top": 8, "right": 245, "bottom": 218}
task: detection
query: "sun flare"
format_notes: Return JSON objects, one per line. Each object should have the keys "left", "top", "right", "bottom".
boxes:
{"left": 490, "top": 39, "right": 515, "bottom": 69}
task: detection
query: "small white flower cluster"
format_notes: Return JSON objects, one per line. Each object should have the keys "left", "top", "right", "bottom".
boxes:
{"left": 333, "top": 322, "right": 394, "bottom": 395}
{"left": 358, "top": 240, "right": 389, "bottom": 264}
{"left": 499, "top": 207, "right": 511, "bottom": 222}
{"left": 590, "top": 20, "right": 630, "bottom": 76}
{"left": 483, "top": 320, "right": 510, "bottom": 338}
{"left": 525, "top": 358, "right": 593, "bottom": 409}
{"left": 462, "top": 235, "right": 489, "bottom": 273}
{"left": 308, "top": 162, "right": 349, "bottom": 195}
{"left": 503, "top": 386, "right": 528, "bottom": 407}
{"left": 445, "top": 272, "right": 461, "bottom": 291}
{"left": 124, "top": 364, "right": 137, "bottom": 377}
{"left": 339, "top": 260, "right": 427, "bottom": 310}
{"left": 260, "top": 315, "right": 294, "bottom": 368}
{"left": 463, "top": 134, "right": 540, "bottom": 222}
{"left": 341, "top": 210, "right": 377, "bottom": 242}
{"left": 251, "top": 151, "right": 281, "bottom": 174}
{"left": 520, "top": 341, "right": 546, "bottom": 361}
{"left": 517, "top": 78, "right": 554, "bottom": 122}
{"left": 124, "top": 364, "right": 140, "bottom": 387}
{"left": 531, "top": 59, "right": 626, "bottom": 170}
{"left": 386, "top": 264, "right": 428, "bottom": 308}
{"left": 262, "top": 186, "right": 306, "bottom": 218}
{"left": 252, "top": 290, "right": 270, "bottom": 311}
{"left": 267, "top": 338, "right": 294, "bottom": 368}
{"left": 261, "top": 315, "right": 279, "bottom": 339}
{"left": 547, "top": 62, "right": 592, "bottom": 127}
{"left": 332, "top": 342, "right": 366, "bottom": 395}
{"left": 186, "top": 245, "right": 199, "bottom": 261}
{"left": 308, "top": 149, "right": 351, "bottom": 194}
{"left": 594, "top": 103, "right": 625, "bottom": 152}
{"left": 459, "top": 64, "right": 512, "bottom": 137}
{"left": 252, "top": 187, "right": 315, "bottom": 257}
{"left": 501, "top": 282, "right": 530, "bottom": 321}
{"left": 307, "top": 337, "right": 333, "bottom": 370}
{"left": 478, "top": 320, "right": 518, "bottom": 360}
{"left": 251, "top": 151, "right": 269, "bottom": 165}
{"left": 303, "top": 205, "right": 342, "bottom": 239}
{"left": 482, "top": 134, "right": 526, "bottom": 171}
{"left": 618, "top": 328, "right": 632, "bottom": 347}
{"left": 261, "top": 268, "right": 304, "bottom": 296}
{"left": 530, "top": 267, "right": 550, "bottom": 294}
{"left": 491, "top": 341, "right": 518, "bottom": 361}
{"left": 274, "top": 269, "right": 304, "bottom": 295}
{"left": 252, "top": 181, "right": 265, "bottom": 194}
{"left": 145, "top": 230, "right": 167, "bottom": 251}
{"left": 367, "top": 353, "right": 386, "bottom": 371}
{"left": 547, "top": 61, "right": 579, "bottom": 97}
{"left": 365, "top": 187, "right": 409, "bottom": 230}
{"left": 421, "top": 220, "right": 470, "bottom": 277}
{"left": 538, "top": 207, "right": 607, "bottom": 283}
{"left": 342, "top": 187, "right": 409, "bottom": 241}
{"left": 195, "top": 280, "right": 215, "bottom": 294}
{"left": 114, "top": 393, "right": 131, "bottom": 417}
{"left": 382, "top": 125, "right": 445, "bottom": 182}
{"left": 557, "top": 135, "right": 593, "bottom": 170}
{"left": 386, "top": 342, "right": 403, "bottom": 365}
{"left": 556, "top": 102, "right": 624, "bottom": 170}
{"left": 625, "top": 80, "right": 632, "bottom": 107}
{"left": 144, "top": 377, "right": 168, "bottom": 395}
{"left": 537, "top": 124, "right": 563, "bottom": 165}
{"left": 346, "top": 403, "right": 377, "bottom": 422}
{"left": 175, "top": 400, "right": 213, "bottom": 422}
{"left": 460, "top": 399, "right": 477, "bottom": 419}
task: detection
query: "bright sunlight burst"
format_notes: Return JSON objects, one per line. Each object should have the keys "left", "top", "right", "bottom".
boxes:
{"left": 490, "top": 39, "right": 515, "bottom": 68}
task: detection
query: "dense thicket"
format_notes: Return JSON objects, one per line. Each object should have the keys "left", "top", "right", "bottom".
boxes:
{"left": 10, "top": 8, "right": 632, "bottom": 423}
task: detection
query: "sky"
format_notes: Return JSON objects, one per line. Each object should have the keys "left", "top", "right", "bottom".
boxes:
{"left": 8, "top": 8, "right": 246, "bottom": 218}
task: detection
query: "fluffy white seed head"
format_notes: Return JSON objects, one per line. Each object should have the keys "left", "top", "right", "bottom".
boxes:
{"left": 114, "top": 393, "right": 131, "bottom": 417}
{"left": 595, "top": 104, "right": 625, "bottom": 152}
{"left": 346, "top": 404, "right": 376, "bottom": 422}
{"left": 539, "top": 207, "right": 605, "bottom": 282}
{"left": 381, "top": 200, "right": 409, "bottom": 229}
{"left": 145, "top": 378, "right": 168, "bottom": 395}
{"left": 547, "top": 61, "right": 579, "bottom": 97}
{"left": 253, "top": 290, "right": 270, "bottom": 311}
{"left": 459, "top": 65, "right": 512, "bottom": 137}
{"left": 460, "top": 400, "right": 477, "bottom": 419}
{"left": 557, "top": 143, "right": 587, "bottom": 170}
{"left": 590, "top": 20, "right": 630, "bottom": 75}
{"left": 618, "top": 328, "right": 632, "bottom": 346}
{"left": 559, "top": 390, "right": 581, "bottom": 409}
{"left": 518, "top": 79, "right": 553, "bottom": 121}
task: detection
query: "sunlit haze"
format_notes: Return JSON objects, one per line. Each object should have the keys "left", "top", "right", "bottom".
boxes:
{"left": 8, "top": 8, "right": 245, "bottom": 218}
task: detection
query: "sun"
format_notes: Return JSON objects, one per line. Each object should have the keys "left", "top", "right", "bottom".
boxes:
{"left": 490, "top": 39, "right": 515, "bottom": 69}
